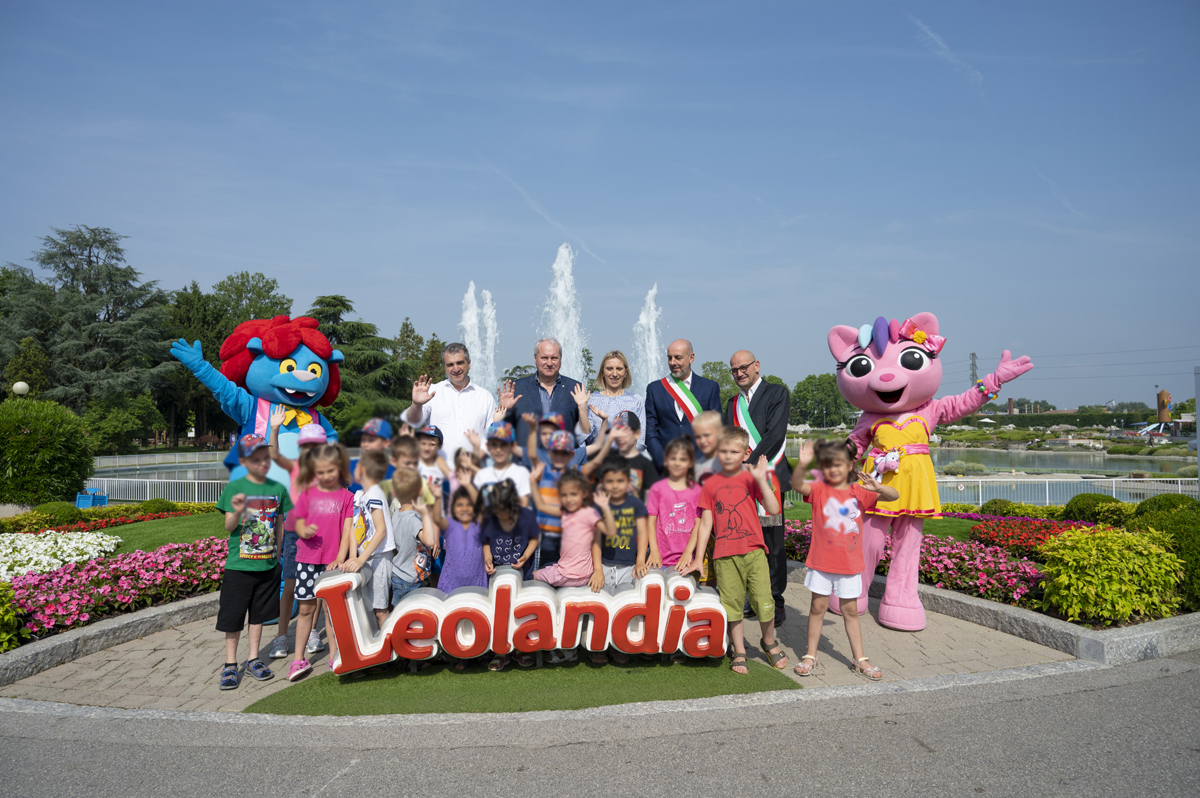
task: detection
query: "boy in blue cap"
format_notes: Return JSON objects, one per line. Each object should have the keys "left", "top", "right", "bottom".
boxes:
{"left": 349, "top": 417, "right": 394, "bottom": 493}
{"left": 472, "top": 421, "right": 531, "bottom": 508}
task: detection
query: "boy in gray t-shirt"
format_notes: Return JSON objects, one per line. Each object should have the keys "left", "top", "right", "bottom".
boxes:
{"left": 389, "top": 468, "right": 440, "bottom": 606}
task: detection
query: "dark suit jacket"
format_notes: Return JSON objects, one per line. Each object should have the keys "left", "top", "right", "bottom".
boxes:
{"left": 505, "top": 373, "right": 583, "bottom": 465}
{"left": 723, "top": 380, "right": 793, "bottom": 486}
{"left": 644, "top": 373, "right": 722, "bottom": 467}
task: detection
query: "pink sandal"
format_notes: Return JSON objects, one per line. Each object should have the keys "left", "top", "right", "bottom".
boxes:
{"left": 287, "top": 659, "right": 312, "bottom": 681}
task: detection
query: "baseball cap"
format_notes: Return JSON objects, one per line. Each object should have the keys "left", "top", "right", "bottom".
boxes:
{"left": 416, "top": 425, "right": 444, "bottom": 446}
{"left": 613, "top": 411, "right": 641, "bottom": 433}
{"left": 547, "top": 430, "right": 575, "bottom": 452}
{"left": 237, "top": 434, "right": 270, "bottom": 459}
{"left": 539, "top": 412, "right": 566, "bottom": 431}
{"left": 486, "top": 421, "right": 516, "bottom": 443}
{"left": 360, "top": 418, "right": 393, "bottom": 440}
{"left": 297, "top": 423, "right": 327, "bottom": 446}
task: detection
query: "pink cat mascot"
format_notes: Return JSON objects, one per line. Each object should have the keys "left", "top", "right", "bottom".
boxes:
{"left": 827, "top": 313, "right": 1032, "bottom": 631}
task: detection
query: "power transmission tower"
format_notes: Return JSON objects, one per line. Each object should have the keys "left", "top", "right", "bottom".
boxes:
{"left": 969, "top": 352, "right": 978, "bottom": 387}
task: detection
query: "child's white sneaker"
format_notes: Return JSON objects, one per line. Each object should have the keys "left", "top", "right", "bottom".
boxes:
{"left": 268, "top": 635, "right": 288, "bottom": 659}
{"left": 305, "top": 630, "right": 325, "bottom": 654}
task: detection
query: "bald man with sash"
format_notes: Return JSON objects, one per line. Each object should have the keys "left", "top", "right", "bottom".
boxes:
{"left": 643, "top": 339, "right": 723, "bottom": 468}
{"left": 723, "top": 349, "right": 793, "bottom": 625}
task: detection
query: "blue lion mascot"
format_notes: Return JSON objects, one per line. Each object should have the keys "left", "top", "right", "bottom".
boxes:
{"left": 171, "top": 315, "right": 343, "bottom": 483}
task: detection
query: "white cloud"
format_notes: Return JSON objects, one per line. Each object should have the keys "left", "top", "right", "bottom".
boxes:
{"left": 908, "top": 15, "right": 984, "bottom": 86}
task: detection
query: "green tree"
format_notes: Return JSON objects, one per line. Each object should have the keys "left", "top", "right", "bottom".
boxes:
{"left": 764, "top": 374, "right": 786, "bottom": 387}
{"left": 581, "top": 347, "right": 595, "bottom": 387}
{"left": 0, "top": 398, "right": 93, "bottom": 503}
{"left": 3, "top": 337, "right": 50, "bottom": 398}
{"left": 163, "top": 281, "right": 229, "bottom": 444}
{"left": 701, "top": 361, "right": 738, "bottom": 408}
{"left": 1172, "top": 397, "right": 1195, "bottom": 418}
{"left": 210, "top": 271, "right": 292, "bottom": 340}
{"left": 503, "top": 364, "right": 534, "bottom": 380}
{"left": 1012, "top": 397, "right": 1058, "bottom": 412}
{"left": 81, "top": 392, "right": 166, "bottom": 455}
{"left": 10, "top": 226, "right": 174, "bottom": 413}
{"left": 421, "top": 334, "right": 446, "bottom": 383}
{"left": 790, "top": 373, "right": 854, "bottom": 427}
{"left": 392, "top": 317, "right": 425, "bottom": 361}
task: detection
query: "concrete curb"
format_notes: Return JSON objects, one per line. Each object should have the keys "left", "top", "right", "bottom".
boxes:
{"left": 786, "top": 561, "right": 1200, "bottom": 666}
{"left": 0, "top": 592, "right": 219, "bottom": 687}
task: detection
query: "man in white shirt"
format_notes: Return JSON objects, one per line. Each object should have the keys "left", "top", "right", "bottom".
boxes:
{"left": 405, "top": 343, "right": 512, "bottom": 463}
{"left": 643, "top": 338, "right": 722, "bottom": 468}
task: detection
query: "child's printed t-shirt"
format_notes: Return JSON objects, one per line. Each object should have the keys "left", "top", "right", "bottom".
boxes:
{"left": 292, "top": 485, "right": 355, "bottom": 565}
{"left": 804, "top": 482, "right": 879, "bottom": 575}
{"left": 694, "top": 455, "right": 719, "bottom": 486}
{"left": 645, "top": 480, "right": 702, "bottom": 567}
{"left": 601, "top": 495, "right": 647, "bottom": 566}
{"left": 391, "top": 508, "right": 433, "bottom": 584}
{"left": 353, "top": 484, "right": 396, "bottom": 561}
{"left": 474, "top": 463, "right": 532, "bottom": 498}
{"left": 698, "top": 471, "right": 767, "bottom": 560}
{"left": 217, "top": 477, "right": 292, "bottom": 572}
{"left": 557, "top": 507, "right": 601, "bottom": 580}
{"left": 614, "top": 453, "right": 659, "bottom": 500}
{"left": 536, "top": 465, "right": 564, "bottom": 536}
{"left": 481, "top": 507, "right": 539, "bottom": 575}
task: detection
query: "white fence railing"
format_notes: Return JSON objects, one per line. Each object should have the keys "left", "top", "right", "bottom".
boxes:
{"left": 94, "top": 452, "right": 226, "bottom": 469}
{"left": 931, "top": 478, "right": 1198, "bottom": 507}
{"left": 84, "top": 478, "right": 227, "bottom": 504}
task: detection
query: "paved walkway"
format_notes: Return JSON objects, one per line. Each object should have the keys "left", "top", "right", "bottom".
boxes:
{"left": 1, "top": 574, "right": 1072, "bottom": 713}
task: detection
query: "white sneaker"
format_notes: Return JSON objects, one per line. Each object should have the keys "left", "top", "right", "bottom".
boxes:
{"left": 305, "top": 630, "right": 326, "bottom": 654}
{"left": 268, "top": 635, "right": 288, "bottom": 659}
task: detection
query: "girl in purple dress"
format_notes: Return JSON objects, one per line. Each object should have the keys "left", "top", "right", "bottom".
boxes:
{"left": 434, "top": 486, "right": 488, "bottom": 595}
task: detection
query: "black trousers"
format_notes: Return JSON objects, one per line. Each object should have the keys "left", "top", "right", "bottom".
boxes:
{"left": 761, "top": 520, "right": 787, "bottom": 621}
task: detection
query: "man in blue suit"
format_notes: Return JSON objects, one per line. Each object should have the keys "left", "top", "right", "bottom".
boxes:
{"left": 505, "top": 337, "right": 584, "bottom": 465}
{"left": 644, "top": 339, "right": 722, "bottom": 468}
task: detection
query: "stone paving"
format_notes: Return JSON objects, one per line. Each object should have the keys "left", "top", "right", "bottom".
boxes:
{"left": 2, "top": 578, "right": 1073, "bottom": 712}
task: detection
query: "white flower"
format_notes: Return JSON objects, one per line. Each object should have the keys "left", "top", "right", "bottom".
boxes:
{"left": 0, "top": 532, "right": 122, "bottom": 580}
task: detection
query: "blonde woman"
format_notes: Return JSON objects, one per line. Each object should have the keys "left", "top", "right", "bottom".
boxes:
{"left": 585, "top": 350, "right": 646, "bottom": 451}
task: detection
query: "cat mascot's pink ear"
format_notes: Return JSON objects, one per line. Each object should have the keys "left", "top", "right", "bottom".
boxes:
{"left": 828, "top": 326, "right": 861, "bottom": 362}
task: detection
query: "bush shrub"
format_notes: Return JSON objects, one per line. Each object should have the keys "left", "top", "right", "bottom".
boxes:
{"left": 32, "top": 501, "right": 83, "bottom": 526}
{"left": 138, "top": 498, "right": 180, "bottom": 514}
{"left": 0, "top": 399, "right": 94, "bottom": 505}
{"left": 1106, "top": 445, "right": 1143, "bottom": 455}
{"left": 1062, "top": 493, "right": 1120, "bottom": 523}
{"left": 1177, "top": 465, "right": 1198, "bottom": 478}
{"left": 941, "top": 502, "right": 979, "bottom": 514}
{"left": 0, "top": 513, "right": 54, "bottom": 535}
{"left": 1135, "top": 494, "right": 1199, "bottom": 517}
{"left": 177, "top": 502, "right": 220, "bottom": 515}
{"left": 1092, "top": 502, "right": 1138, "bottom": 528}
{"left": 980, "top": 499, "right": 1017, "bottom": 516}
{"left": 1127, "top": 507, "right": 1200, "bottom": 610}
{"left": 942, "top": 460, "right": 988, "bottom": 475}
{"left": 1039, "top": 527, "right": 1183, "bottom": 624}
{"left": 0, "top": 581, "right": 30, "bottom": 653}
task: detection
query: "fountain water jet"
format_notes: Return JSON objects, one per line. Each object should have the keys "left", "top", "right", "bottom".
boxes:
{"left": 630, "top": 284, "right": 665, "bottom": 398}
{"left": 539, "top": 243, "right": 587, "bottom": 384}
{"left": 458, "top": 281, "right": 499, "bottom": 396}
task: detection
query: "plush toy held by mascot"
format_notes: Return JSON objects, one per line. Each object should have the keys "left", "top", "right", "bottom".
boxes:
{"left": 171, "top": 316, "right": 342, "bottom": 484}
{"left": 827, "top": 312, "right": 1032, "bottom": 631}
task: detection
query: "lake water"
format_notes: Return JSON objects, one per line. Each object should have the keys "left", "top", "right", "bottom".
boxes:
{"left": 930, "top": 448, "right": 1194, "bottom": 475}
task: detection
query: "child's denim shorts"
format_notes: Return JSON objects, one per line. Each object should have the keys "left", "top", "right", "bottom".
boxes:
{"left": 390, "top": 575, "right": 423, "bottom": 606}
{"left": 280, "top": 530, "right": 299, "bottom": 580}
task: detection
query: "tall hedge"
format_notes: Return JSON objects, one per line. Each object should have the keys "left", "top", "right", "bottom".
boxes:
{"left": 0, "top": 399, "right": 94, "bottom": 505}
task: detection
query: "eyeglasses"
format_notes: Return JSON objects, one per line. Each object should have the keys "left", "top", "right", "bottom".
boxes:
{"left": 729, "top": 361, "right": 757, "bottom": 376}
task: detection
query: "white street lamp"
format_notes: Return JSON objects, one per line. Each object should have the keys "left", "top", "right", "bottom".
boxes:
{"left": 12, "top": 382, "right": 30, "bottom": 397}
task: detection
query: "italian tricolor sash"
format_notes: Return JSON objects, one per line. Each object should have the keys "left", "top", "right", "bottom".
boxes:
{"left": 661, "top": 375, "right": 702, "bottom": 422}
{"left": 732, "top": 394, "right": 783, "bottom": 466}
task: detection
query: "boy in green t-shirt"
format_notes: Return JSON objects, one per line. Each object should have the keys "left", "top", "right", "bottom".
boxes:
{"left": 214, "top": 434, "right": 293, "bottom": 690}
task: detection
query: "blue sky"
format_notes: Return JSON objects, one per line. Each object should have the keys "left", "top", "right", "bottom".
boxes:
{"left": 2, "top": 1, "right": 1198, "bottom": 408}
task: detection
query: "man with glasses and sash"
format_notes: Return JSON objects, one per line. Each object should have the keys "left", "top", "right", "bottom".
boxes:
{"left": 723, "top": 349, "right": 793, "bottom": 625}
{"left": 644, "top": 339, "right": 723, "bottom": 469}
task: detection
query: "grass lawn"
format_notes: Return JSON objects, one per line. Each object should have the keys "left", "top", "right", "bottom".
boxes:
{"left": 113, "top": 513, "right": 226, "bottom": 554}
{"left": 245, "top": 654, "right": 798, "bottom": 716}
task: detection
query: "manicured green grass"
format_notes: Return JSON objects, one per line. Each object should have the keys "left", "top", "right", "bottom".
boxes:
{"left": 245, "top": 654, "right": 798, "bottom": 716}
{"left": 113, "top": 513, "right": 226, "bottom": 554}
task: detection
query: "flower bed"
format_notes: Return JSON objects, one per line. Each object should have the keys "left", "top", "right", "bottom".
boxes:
{"left": 0, "top": 531, "right": 123, "bottom": 581}
{"left": 967, "top": 517, "right": 1091, "bottom": 559}
{"left": 6, "top": 511, "right": 191, "bottom": 536}
{"left": 10, "top": 536, "right": 227, "bottom": 635}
